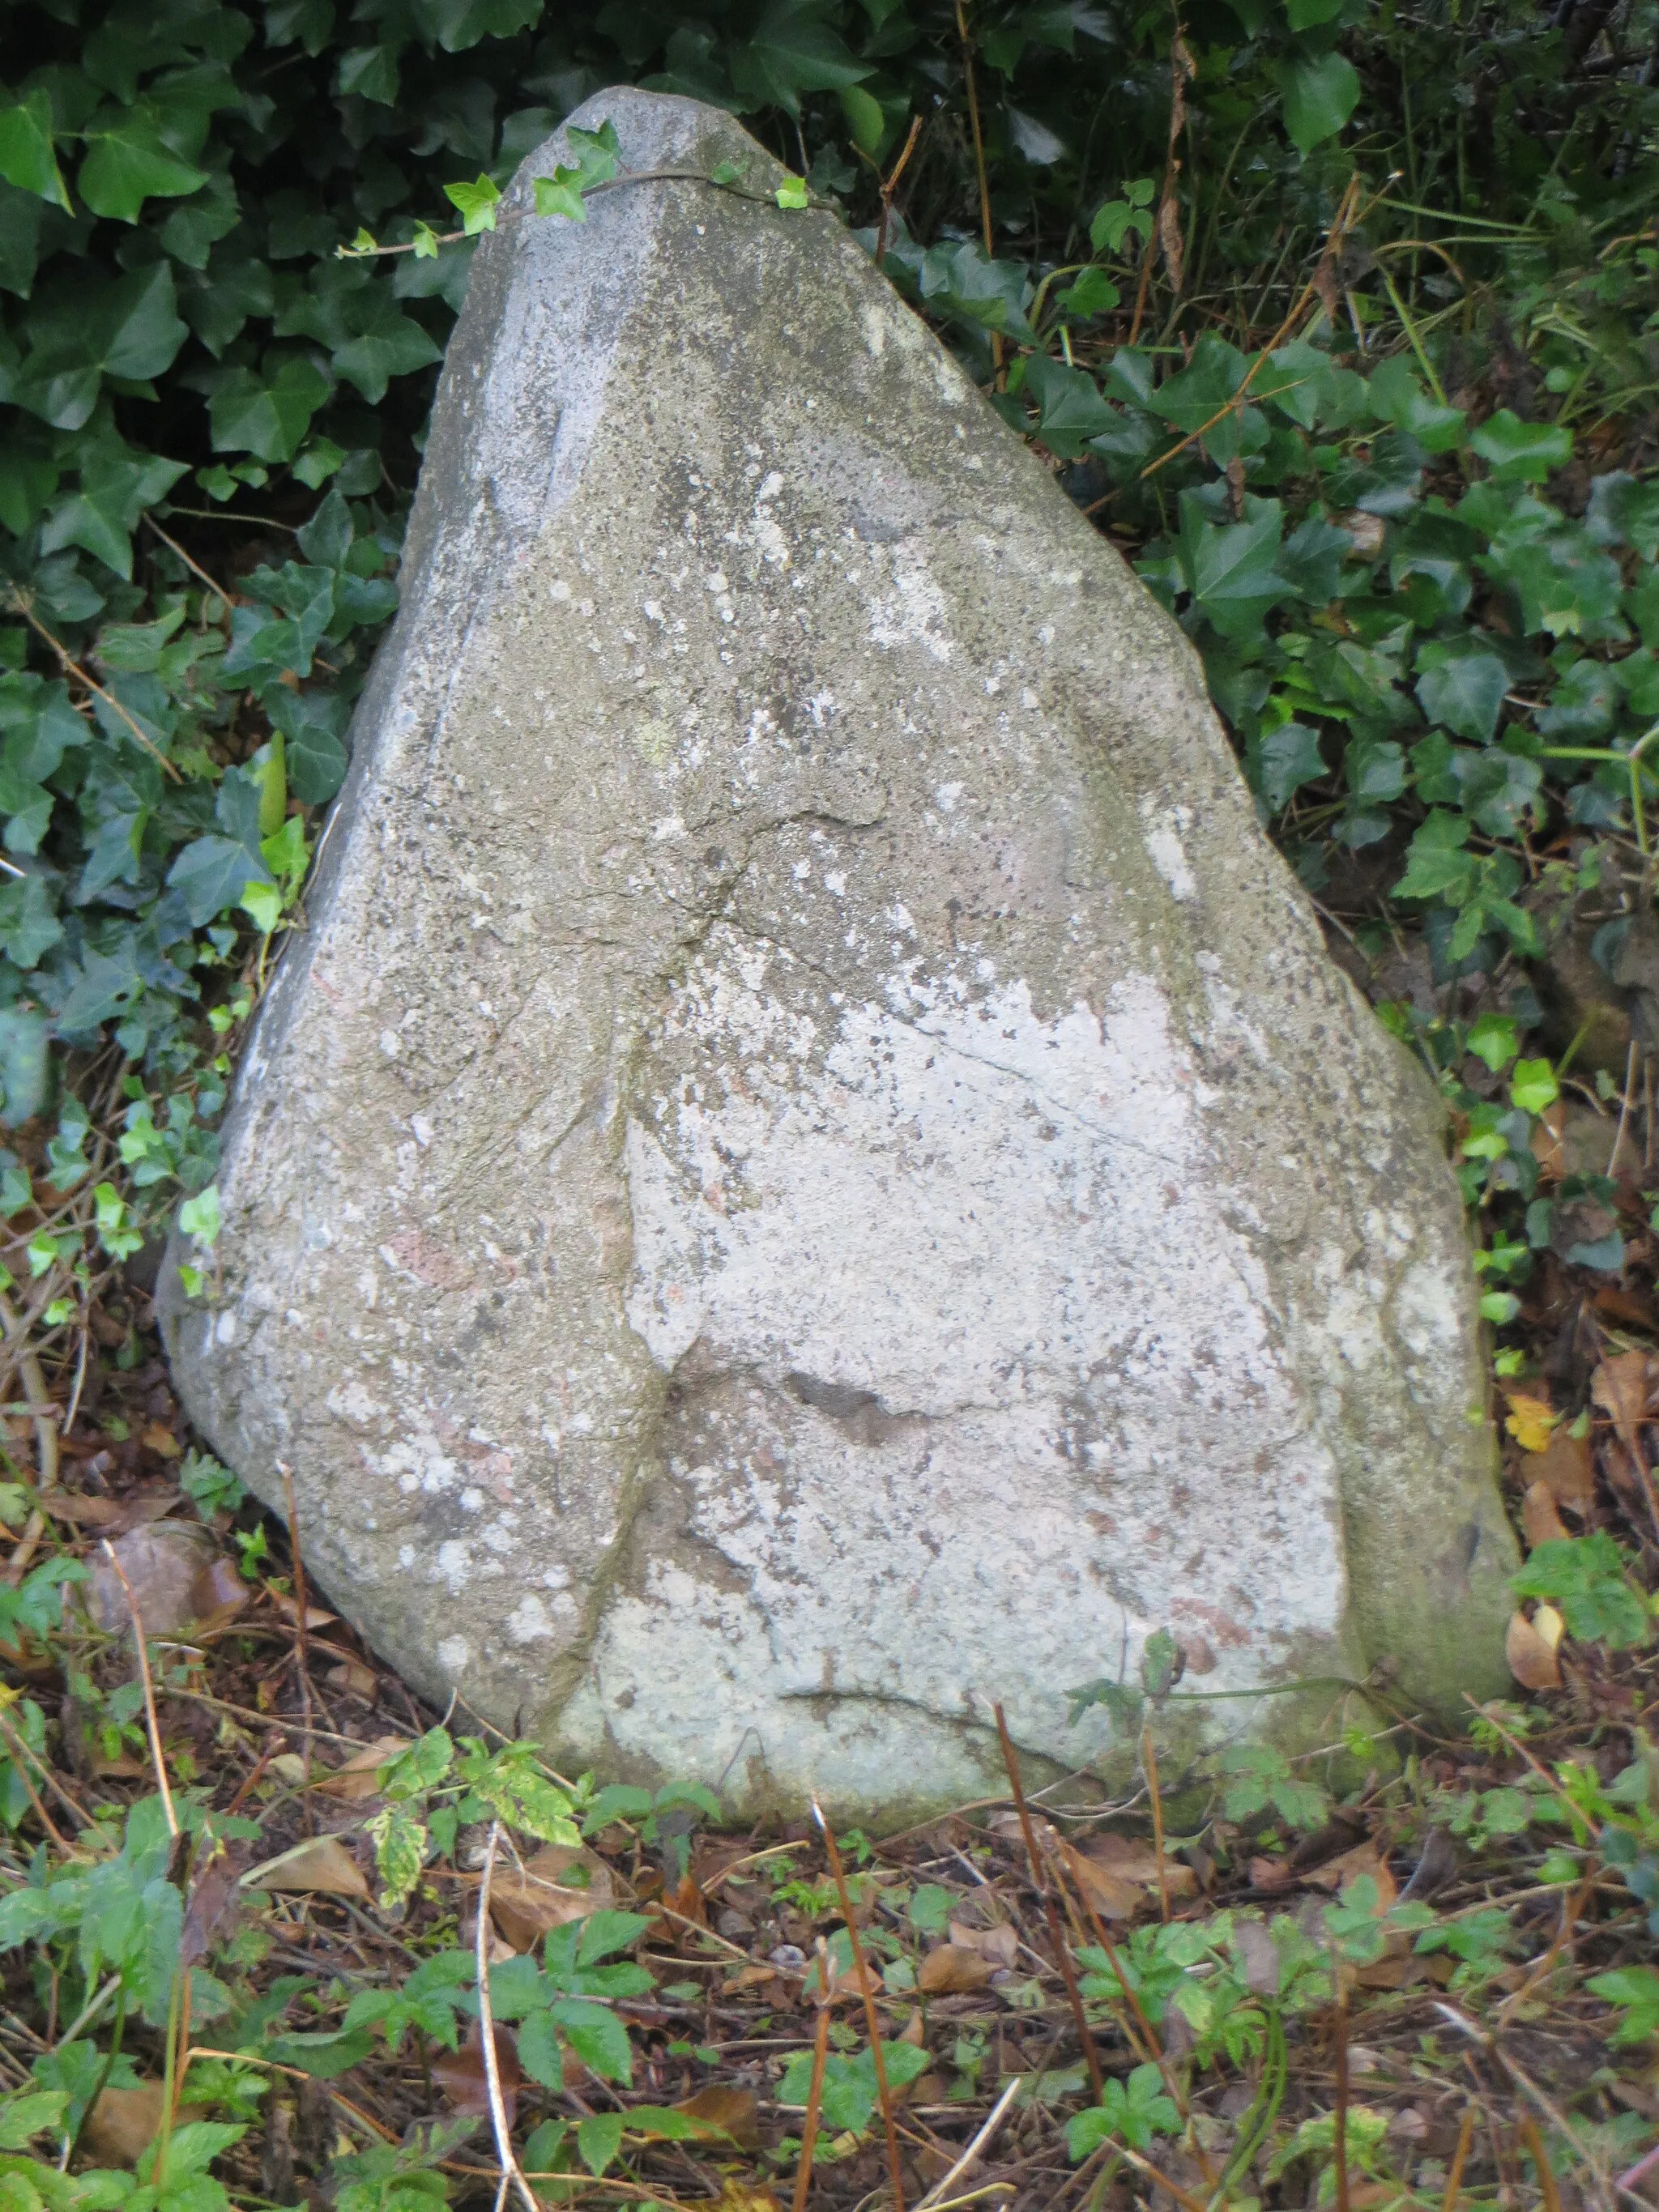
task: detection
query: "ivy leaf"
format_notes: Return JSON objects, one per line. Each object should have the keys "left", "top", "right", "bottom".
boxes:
{"left": 1253, "top": 722, "right": 1326, "bottom": 810}
{"left": 1469, "top": 410, "right": 1572, "bottom": 484}
{"left": 442, "top": 173, "right": 501, "bottom": 235}
{"left": 1414, "top": 640, "right": 1510, "bottom": 743}
{"left": 168, "top": 836, "right": 270, "bottom": 926}
{"left": 207, "top": 355, "right": 331, "bottom": 462}
{"left": 1277, "top": 51, "right": 1360, "bottom": 154}
{"left": 1024, "top": 355, "right": 1115, "bottom": 457}
{"left": 1394, "top": 809, "right": 1473, "bottom": 901}
{"left": 40, "top": 442, "right": 190, "bottom": 579}
{"left": 730, "top": 0, "right": 873, "bottom": 113}
{"left": 1585, "top": 472, "right": 1659, "bottom": 562}
{"left": 0, "top": 90, "right": 71, "bottom": 212}
{"left": 79, "top": 105, "right": 209, "bottom": 221}
{"left": 1175, "top": 492, "right": 1290, "bottom": 638}
{"left": 410, "top": 0, "right": 543, "bottom": 53}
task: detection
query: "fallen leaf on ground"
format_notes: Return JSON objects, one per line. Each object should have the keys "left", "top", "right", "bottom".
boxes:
{"left": 1248, "top": 1856, "right": 1296, "bottom": 1890}
{"left": 326, "top": 1656, "right": 377, "bottom": 1697}
{"left": 85, "top": 1521, "right": 223, "bottom": 1634}
{"left": 140, "top": 1424, "right": 181, "bottom": 1458}
{"left": 1503, "top": 1392, "right": 1558, "bottom": 1454}
{"left": 433, "top": 2022, "right": 522, "bottom": 2125}
{"left": 1524, "top": 1421, "right": 1595, "bottom": 1507}
{"left": 1233, "top": 1918, "right": 1280, "bottom": 1995}
{"left": 1305, "top": 1840, "right": 1397, "bottom": 1908}
{"left": 314, "top": 1736, "right": 409, "bottom": 1799}
{"left": 673, "top": 2086, "right": 761, "bottom": 2150}
{"left": 706, "top": 2183, "right": 780, "bottom": 2212}
{"left": 1078, "top": 1833, "right": 1164, "bottom": 1882}
{"left": 1061, "top": 1840, "right": 1141, "bottom": 1920}
{"left": 488, "top": 1843, "right": 616, "bottom": 1949}
{"left": 1506, "top": 1609, "right": 1563, "bottom": 1691}
{"left": 82, "top": 2086, "right": 205, "bottom": 2166}
{"left": 1593, "top": 1351, "right": 1651, "bottom": 1453}
{"left": 1533, "top": 1602, "right": 1565, "bottom": 1652}
{"left": 1521, "top": 1480, "right": 1571, "bottom": 1550}
{"left": 267, "top": 1590, "right": 338, "bottom": 1630}
{"left": 919, "top": 1943, "right": 995, "bottom": 1993}
{"left": 242, "top": 1833, "right": 370, "bottom": 1898}
{"left": 948, "top": 1918, "right": 1018, "bottom": 1968}
{"left": 192, "top": 1556, "right": 251, "bottom": 1633}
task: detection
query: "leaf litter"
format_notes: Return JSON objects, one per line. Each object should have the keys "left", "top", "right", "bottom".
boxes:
{"left": 2, "top": 1224, "right": 1659, "bottom": 2212}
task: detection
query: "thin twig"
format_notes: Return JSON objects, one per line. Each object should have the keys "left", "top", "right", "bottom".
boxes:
{"left": 99, "top": 1538, "right": 178, "bottom": 1837}
{"left": 1141, "top": 1722, "right": 1171, "bottom": 1923}
{"left": 476, "top": 1822, "right": 539, "bottom": 2212}
{"left": 915, "top": 2075, "right": 1023, "bottom": 2210}
{"left": 1333, "top": 1965, "right": 1351, "bottom": 2212}
{"left": 992, "top": 1704, "right": 1104, "bottom": 2100}
{"left": 278, "top": 1463, "right": 315, "bottom": 1825}
{"left": 4, "top": 592, "right": 181, "bottom": 779}
{"left": 814, "top": 1801, "right": 906, "bottom": 2212}
{"left": 875, "top": 115, "right": 924, "bottom": 271}
{"left": 0, "top": 1289, "right": 60, "bottom": 1501}
{"left": 140, "top": 513, "right": 233, "bottom": 607}
{"left": 1440, "top": 2104, "right": 1475, "bottom": 2212}
{"left": 953, "top": 0, "right": 1002, "bottom": 374}
{"left": 792, "top": 1937, "right": 833, "bottom": 2212}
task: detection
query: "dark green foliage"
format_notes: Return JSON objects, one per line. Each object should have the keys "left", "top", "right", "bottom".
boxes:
{"left": 0, "top": 0, "right": 1655, "bottom": 1283}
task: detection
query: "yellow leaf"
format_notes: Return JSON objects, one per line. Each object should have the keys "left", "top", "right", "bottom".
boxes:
{"left": 1504, "top": 1393, "right": 1559, "bottom": 1454}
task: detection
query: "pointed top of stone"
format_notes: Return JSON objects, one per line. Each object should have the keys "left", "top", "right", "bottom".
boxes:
{"left": 164, "top": 90, "right": 1516, "bottom": 1822}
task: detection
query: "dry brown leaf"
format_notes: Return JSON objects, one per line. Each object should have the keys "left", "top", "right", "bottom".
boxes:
{"left": 1531, "top": 1100, "right": 1566, "bottom": 1179}
{"left": 1521, "top": 1480, "right": 1571, "bottom": 1551}
{"left": 433, "top": 2022, "right": 521, "bottom": 2125}
{"left": 1305, "top": 1840, "right": 1397, "bottom": 1908}
{"left": 140, "top": 1424, "right": 181, "bottom": 1458}
{"left": 675, "top": 2086, "right": 761, "bottom": 2150}
{"left": 706, "top": 2182, "right": 781, "bottom": 2212}
{"left": 1248, "top": 1856, "right": 1295, "bottom": 1891}
{"left": 326, "top": 1657, "right": 378, "bottom": 1698}
{"left": 85, "top": 1521, "right": 221, "bottom": 1635}
{"left": 268, "top": 1590, "right": 338, "bottom": 1631}
{"left": 81, "top": 2086, "right": 205, "bottom": 2167}
{"left": 1233, "top": 1918, "right": 1280, "bottom": 1996}
{"left": 314, "top": 1736, "right": 409, "bottom": 1800}
{"left": 723, "top": 1963, "right": 784, "bottom": 1994}
{"left": 1593, "top": 1350, "right": 1651, "bottom": 1453}
{"left": 192, "top": 1556, "right": 251, "bottom": 1634}
{"left": 1061, "top": 1840, "right": 1142, "bottom": 1921}
{"left": 1506, "top": 1609, "right": 1563, "bottom": 1692}
{"left": 948, "top": 1918, "right": 1018, "bottom": 1968}
{"left": 242, "top": 1833, "right": 369, "bottom": 1899}
{"left": 1533, "top": 1602, "right": 1565, "bottom": 1653}
{"left": 1524, "top": 1421, "right": 1595, "bottom": 1507}
{"left": 489, "top": 1843, "right": 615, "bottom": 1950}
{"left": 1077, "top": 1833, "right": 1163, "bottom": 1883}
{"left": 918, "top": 1943, "right": 995, "bottom": 1994}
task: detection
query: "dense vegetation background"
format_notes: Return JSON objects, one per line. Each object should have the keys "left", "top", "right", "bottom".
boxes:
{"left": 1, "top": 2, "right": 1659, "bottom": 2209}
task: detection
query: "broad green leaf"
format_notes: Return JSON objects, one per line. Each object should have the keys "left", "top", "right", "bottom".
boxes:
{"left": 1469, "top": 410, "right": 1572, "bottom": 483}
{"left": 442, "top": 173, "right": 501, "bottom": 235}
{"left": 1585, "top": 471, "right": 1659, "bottom": 561}
{"left": 1508, "top": 1058, "right": 1558, "bottom": 1115}
{"left": 1175, "top": 492, "right": 1289, "bottom": 638}
{"left": 168, "top": 836, "right": 269, "bottom": 925}
{"left": 775, "top": 173, "right": 809, "bottom": 209}
{"left": 1512, "top": 1532, "right": 1648, "bottom": 1647}
{"left": 79, "top": 106, "right": 209, "bottom": 223}
{"left": 1056, "top": 266, "right": 1121, "bottom": 317}
{"left": 1393, "top": 809, "right": 1473, "bottom": 901}
{"left": 731, "top": 1, "right": 873, "bottom": 112}
{"left": 0, "top": 91, "right": 71, "bottom": 211}
{"left": 207, "top": 356, "right": 331, "bottom": 462}
{"left": 1254, "top": 722, "right": 1326, "bottom": 810}
{"left": 1465, "top": 1013, "right": 1518, "bottom": 1072}
{"left": 550, "top": 1997, "right": 633, "bottom": 2084}
{"left": 1024, "top": 355, "right": 1115, "bottom": 457}
{"left": 1278, "top": 51, "right": 1360, "bottom": 154}
{"left": 412, "top": 0, "right": 542, "bottom": 51}
{"left": 577, "top": 2113, "right": 624, "bottom": 2177}
{"left": 1366, "top": 354, "right": 1465, "bottom": 453}
{"left": 516, "top": 2007, "right": 564, "bottom": 2091}
{"left": 1414, "top": 641, "right": 1509, "bottom": 744}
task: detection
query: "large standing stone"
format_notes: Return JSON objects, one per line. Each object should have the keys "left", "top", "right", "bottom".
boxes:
{"left": 163, "top": 88, "right": 1517, "bottom": 1820}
